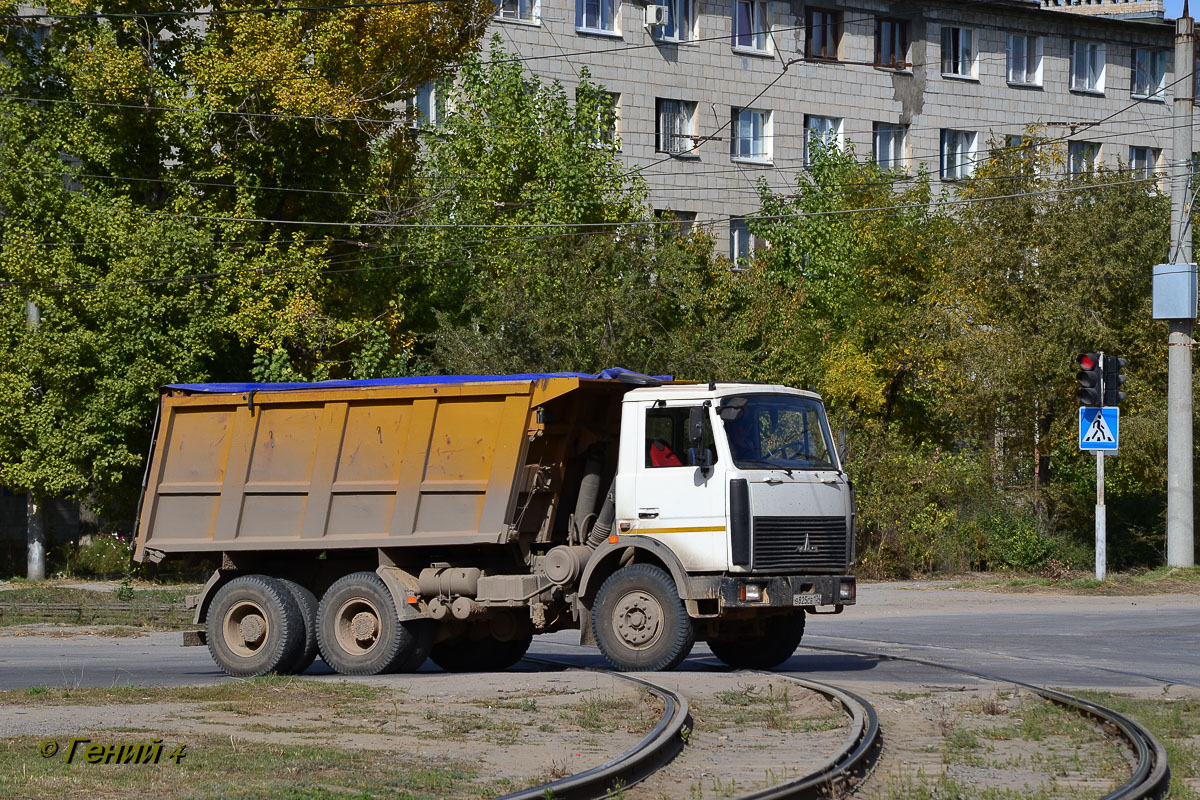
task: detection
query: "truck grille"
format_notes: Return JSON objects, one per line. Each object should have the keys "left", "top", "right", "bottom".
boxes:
{"left": 752, "top": 516, "right": 848, "bottom": 571}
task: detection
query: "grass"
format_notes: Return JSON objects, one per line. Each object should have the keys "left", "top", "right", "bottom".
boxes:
{"left": 569, "top": 690, "right": 661, "bottom": 735}
{"left": 699, "top": 683, "right": 844, "bottom": 733}
{"left": 1073, "top": 690, "right": 1200, "bottom": 800}
{"left": 0, "top": 733, "right": 515, "bottom": 800}
{"left": 0, "top": 676, "right": 379, "bottom": 710}
{"left": 942, "top": 566, "right": 1200, "bottom": 596}
{"left": 0, "top": 583, "right": 195, "bottom": 628}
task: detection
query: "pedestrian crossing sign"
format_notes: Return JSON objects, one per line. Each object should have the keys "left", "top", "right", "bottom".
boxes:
{"left": 1079, "top": 407, "right": 1119, "bottom": 451}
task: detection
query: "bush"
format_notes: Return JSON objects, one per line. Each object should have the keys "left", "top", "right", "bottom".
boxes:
{"left": 74, "top": 534, "right": 132, "bottom": 577}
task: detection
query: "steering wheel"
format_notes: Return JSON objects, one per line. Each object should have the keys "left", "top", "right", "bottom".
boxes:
{"left": 767, "top": 440, "right": 807, "bottom": 461}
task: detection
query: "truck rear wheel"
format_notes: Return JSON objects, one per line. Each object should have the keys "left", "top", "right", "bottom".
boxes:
{"left": 317, "top": 572, "right": 431, "bottom": 675}
{"left": 707, "top": 611, "right": 806, "bottom": 670}
{"left": 592, "top": 564, "right": 695, "bottom": 672}
{"left": 276, "top": 578, "right": 319, "bottom": 675}
{"left": 206, "top": 575, "right": 304, "bottom": 678}
{"left": 430, "top": 634, "right": 532, "bottom": 672}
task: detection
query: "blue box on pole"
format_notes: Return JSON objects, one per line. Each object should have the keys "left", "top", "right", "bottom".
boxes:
{"left": 1152, "top": 263, "right": 1198, "bottom": 320}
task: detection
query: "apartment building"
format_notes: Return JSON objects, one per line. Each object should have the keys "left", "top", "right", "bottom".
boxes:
{"left": 485, "top": 0, "right": 1176, "bottom": 261}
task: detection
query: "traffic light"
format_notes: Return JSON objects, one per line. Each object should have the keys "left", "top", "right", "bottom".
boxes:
{"left": 1076, "top": 352, "right": 1103, "bottom": 407}
{"left": 1104, "top": 356, "right": 1128, "bottom": 406}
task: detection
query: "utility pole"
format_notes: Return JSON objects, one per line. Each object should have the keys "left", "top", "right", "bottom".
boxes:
{"left": 1166, "top": 8, "right": 1196, "bottom": 569}
{"left": 25, "top": 299, "right": 45, "bottom": 581}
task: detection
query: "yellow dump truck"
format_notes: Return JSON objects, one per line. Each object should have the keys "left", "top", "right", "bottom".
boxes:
{"left": 135, "top": 369, "right": 856, "bottom": 676}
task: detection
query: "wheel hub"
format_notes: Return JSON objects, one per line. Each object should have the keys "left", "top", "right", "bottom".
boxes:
{"left": 351, "top": 611, "right": 378, "bottom": 641}
{"left": 222, "top": 599, "right": 270, "bottom": 658}
{"left": 613, "top": 591, "right": 662, "bottom": 648}
{"left": 238, "top": 614, "right": 266, "bottom": 645}
{"left": 334, "top": 598, "right": 382, "bottom": 656}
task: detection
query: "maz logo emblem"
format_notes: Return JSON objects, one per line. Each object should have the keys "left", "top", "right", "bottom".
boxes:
{"left": 796, "top": 534, "right": 819, "bottom": 554}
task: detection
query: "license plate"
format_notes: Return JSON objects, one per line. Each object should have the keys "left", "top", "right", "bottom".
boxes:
{"left": 792, "top": 593, "right": 822, "bottom": 606}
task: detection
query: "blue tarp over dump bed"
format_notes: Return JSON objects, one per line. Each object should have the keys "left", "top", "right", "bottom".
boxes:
{"left": 167, "top": 368, "right": 666, "bottom": 394}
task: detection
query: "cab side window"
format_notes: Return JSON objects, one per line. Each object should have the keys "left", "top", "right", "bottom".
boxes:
{"left": 645, "top": 407, "right": 718, "bottom": 468}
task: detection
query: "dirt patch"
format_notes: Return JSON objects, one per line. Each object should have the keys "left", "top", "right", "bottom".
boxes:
{"left": 627, "top": 675, "right": 852, "bottom": 798}
{"left": 852, "top": 684, "right": 1200, "bottom": 800}
{"left": 0, "top": 672, "right": 653, "bottom": 799}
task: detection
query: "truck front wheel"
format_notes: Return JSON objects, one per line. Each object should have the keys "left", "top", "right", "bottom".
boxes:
{"left": 707, "top": 611, "right": 806, "bottom": 670}
{"left": 592, "top": 564, "right": 695, "bottom": 672}
{"left": 317, "top": 572, "right": 432, "bottom": 675}
{"left": 206, "top": 575, "right": 304, "bottom": 678}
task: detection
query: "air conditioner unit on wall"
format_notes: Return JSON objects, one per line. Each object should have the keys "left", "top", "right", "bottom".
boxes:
{"left": 645, "top": 4, "right": 669, "bottom": 27}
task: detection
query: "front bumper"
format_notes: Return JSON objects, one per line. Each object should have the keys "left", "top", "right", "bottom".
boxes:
{"left": 685, "top": 574, "right": 856, "bottom": 610}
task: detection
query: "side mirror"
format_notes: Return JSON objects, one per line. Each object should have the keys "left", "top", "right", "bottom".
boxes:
{"left": 688, "top": 447, "right": 714, "bottom": 469}
{"left": 688, "top": 406, "right": 705, "bottom": 447}
{"left": 837, "top": 425, "right": 848, "bottom": 466}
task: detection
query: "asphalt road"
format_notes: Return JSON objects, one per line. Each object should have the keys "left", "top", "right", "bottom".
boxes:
{"left": 0, "top": 582, "right": 1195, "bottom": 692}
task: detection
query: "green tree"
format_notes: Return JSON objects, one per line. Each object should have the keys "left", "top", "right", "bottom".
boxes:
{"left": 0, "top": 0, "right": 493, "bottom": 520}
{"left": 404, "top": 39, "right": 650, "bottom": 334}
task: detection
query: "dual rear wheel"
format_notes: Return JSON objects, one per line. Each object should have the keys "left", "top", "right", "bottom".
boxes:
{"left": 205, "top": 572, "right": 431, "bottom": 678}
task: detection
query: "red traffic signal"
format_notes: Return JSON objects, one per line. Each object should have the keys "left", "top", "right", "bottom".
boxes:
{"left": 1076, "top": 352, "right": 1103, "bottom": 407}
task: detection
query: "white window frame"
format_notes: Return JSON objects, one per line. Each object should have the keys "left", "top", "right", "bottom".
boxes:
{"left": 1068, "top": 141, "right": 1101, "bottom": 174}
{"left": 941, "top": 26, "right": 975, "bottom": 79}
{"left": 1006, "top": 34, "right": 1043, "bottom": 86}
{"left": 940, "top": 129, "right": 977, "bottom": 181}
{"left": 873, "top": 123, "right": 907, "bottom": 171}
{"left": 1132, "top": 48, "right": 1166, "bottom": 100}
{"left": 730, "top": 216, "right": 760, "bottom": 268}
{"left": 576, "top": 0, "right": 620, "bottom": 35}
{"left": 1129, "top": 146, "right": 1160, "bottom": 178}
{"left": 732, "top": 0, "right": 771, "bottom": 54}
{"left": 654, "top": 0, "right": 695, "bottom": 42}
{"left": 656, "top": 98, "right": 698, "bottom": 155}
{"left": 804, "top": 115, "right": 843, "bottom": 166}
{"left": 495, "top": 0, "right": 538, "bottom": 23}
{"left": 1070, "top": 41, "right": 1106, "bottom": 94}
{"left": 731, "top": 107, "right": 771, "bottom": 163}
{"left": 409, "top": 81, "right": 447, "bottom": 127}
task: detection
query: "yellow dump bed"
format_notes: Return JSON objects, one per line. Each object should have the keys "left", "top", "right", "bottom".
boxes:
{"left": 133, "top": 374, "right": 618, "bottom": 561}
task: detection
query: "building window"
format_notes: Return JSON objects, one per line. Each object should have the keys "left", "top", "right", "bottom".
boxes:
{"left": 1070, "top": 41, "right": 1105, "bottom": 93}
{"left": 805, "top": 9, "right": 841, "bottom": 61}
{"left": 1068, "top": 141, "right": 1101, "bottom": 174}
{"left": 408, "top": 81, "right": 447, "bottom": 127}
{"left": 940, "top": 129, "right": 976, "bottom": 181}
{"left": 875, "top": 18, "right": 907, "bottom": 69}
{"left": 1006, "top": 34, "right": 1042, "bottom": 86}
{"left": 1129, "top": 146, "right": 1160, "bottom": 178}
{"left": 874, "top": 123, "right": 907, "bottom": 171}
{"left": 655, "top": 209, "right": 698, "bottom": 236}
{"left": 577, "top": 0, "right": 619, "bottom": 33}
{"left": 495, "top": 0, "right": 538, "bottom": 22}
{"left": 729, "top": 216, "right": 760, "bottom": 267}
{"left": 731, "top": 107, "right": 771, "bottom": 162}
{"left": 941, "top": 26, "right": 974, "bottom": 78}
{"left": 1132, "top": 49, "right": 1166, "bottom": 99}
{"left": 655, "top": 0, "right": 695, "bottom": 42}
{"left": 656, "top": 98, "right": 697, "bottom": 155}
{"left": 804, "top": 115, "right": 842, "bottom": 166}
{"left": 732, "top": 0, "right": 770, "bottom": 52}
{"left": 579, "top": 88, "right": 619, "bottom": 148}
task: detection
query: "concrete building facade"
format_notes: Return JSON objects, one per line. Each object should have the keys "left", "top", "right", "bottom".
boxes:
{"left": 486, "top": 0, "right": 1177, "bottom": 261}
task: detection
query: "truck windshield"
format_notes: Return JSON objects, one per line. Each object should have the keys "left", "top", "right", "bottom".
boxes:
{"left": 721, "top": 395, "right": 836, "bottom": 471}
